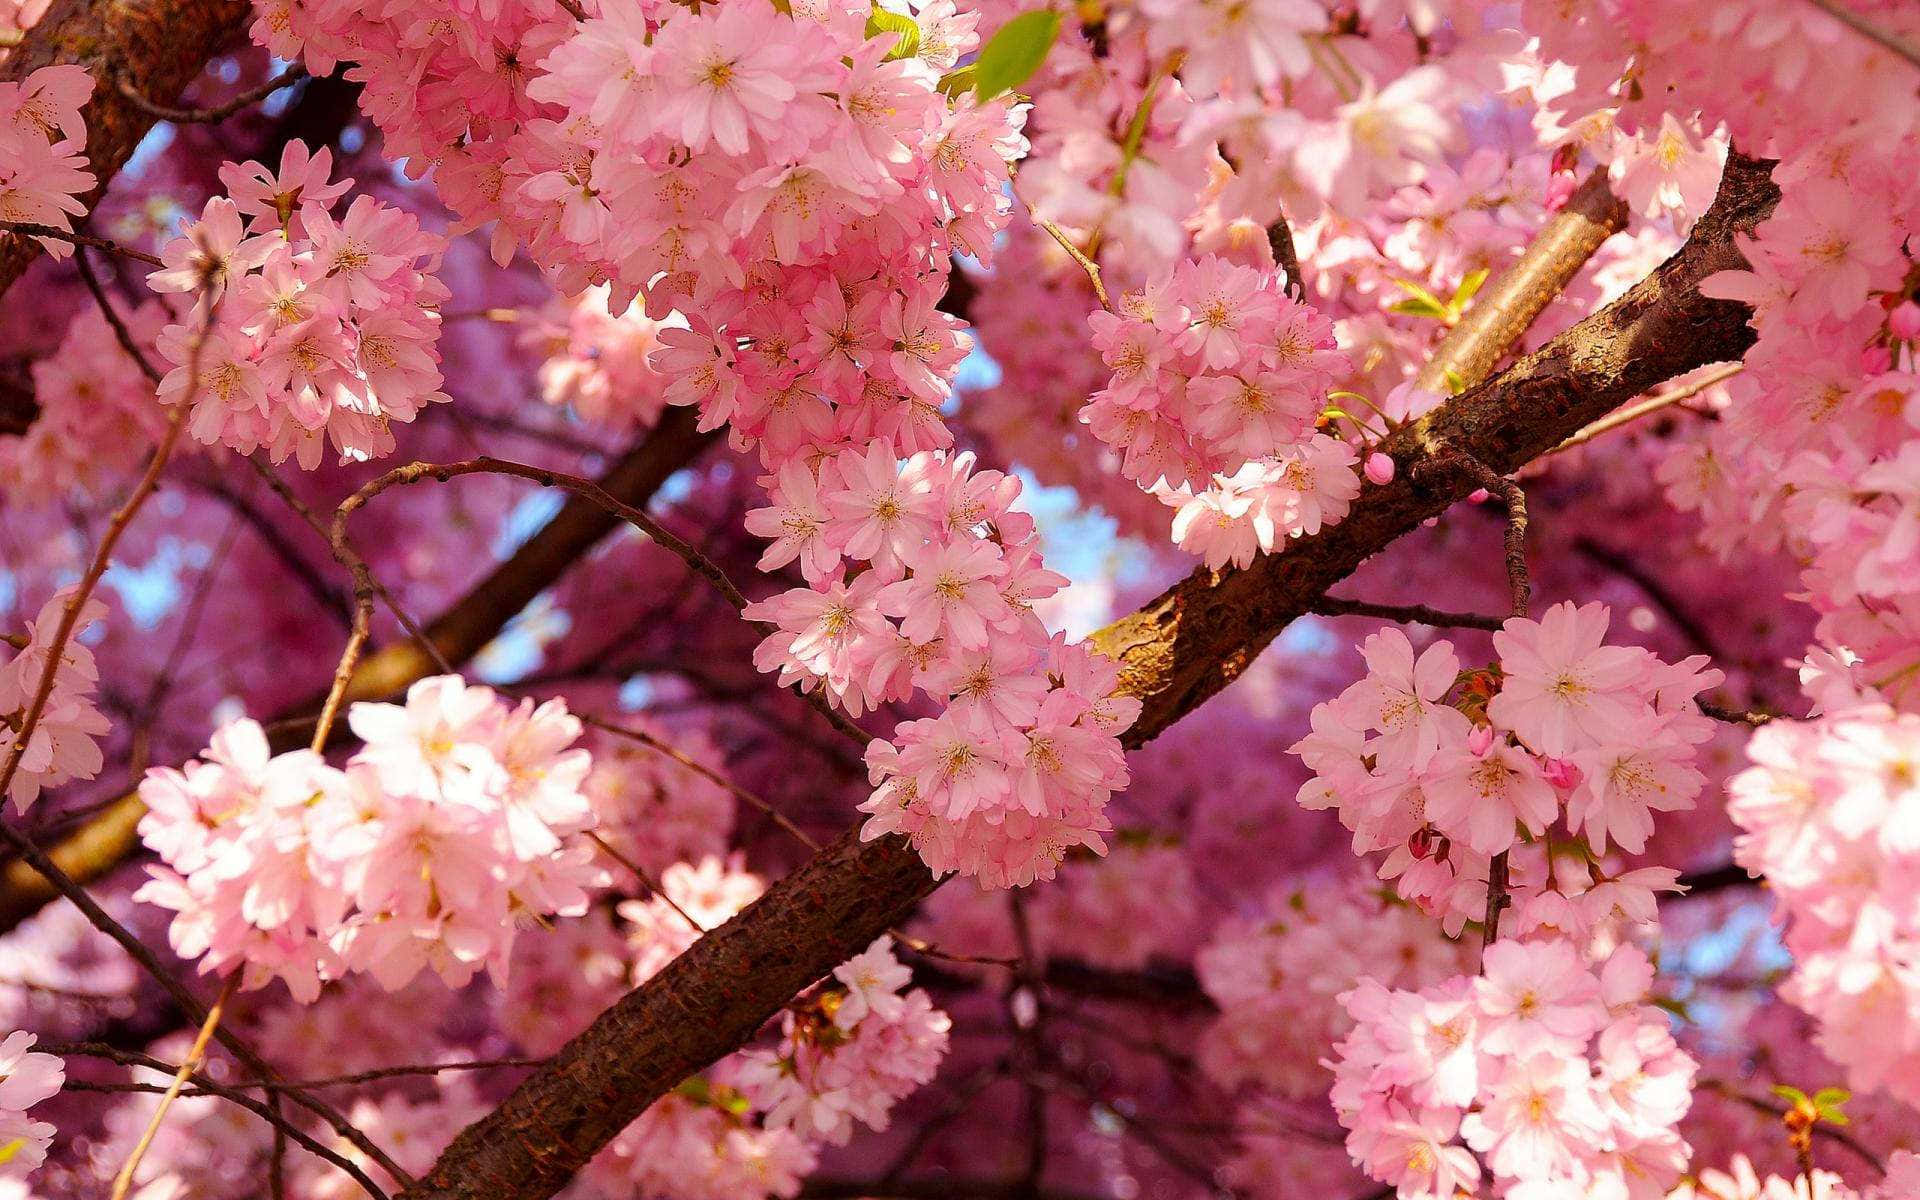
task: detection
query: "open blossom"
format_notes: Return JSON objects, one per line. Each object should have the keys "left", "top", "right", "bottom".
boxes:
{"left": 0, "top": 66, "right": 95, "bottom": 258}
{"left": 1086, "top": 255, "right": 1349, "bottom": 492}
{"left": 0, "top": 588, "right": 111, "bottom": 812}
{"left": 136, "top": 677, "right": 605, "bottom": 1000}
{"left": 1488, "top": 602, "right": 1655, "bottom": 758}
{"left": 0, "top": 1032, "right": 62, "bottom": 1178}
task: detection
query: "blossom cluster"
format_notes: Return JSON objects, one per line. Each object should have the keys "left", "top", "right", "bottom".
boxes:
{"left": 135, "top": 676, "right": 605, "bottom": 1001}
{"left": 0, "top": 65, "right": 93, "bottom": 256}
{"left": 1291, "top": 602, "right": 1721, "bottom": 932}
{"left": 743, "top": 441, "right": 1137, "bottom": 887}
{"left": 737, "top": 937, "right": 951, "bottom": 1147}
{"left": 0, "top": 303, "right": 173, "bottom": 501}
{"left": 0, "top": 587, "right": 111, "bottom": 812}
{"left": 1670, "top": 1152, "right": 1920, "bottom": 1200}
{"left": 1330, "top": 938, "right": 1696, "bottom": 1200}
{"left": 1197, "top": 877, "right": 1469, "bottom": 1099}
{"left": 146, "top": 140, "right": 449, "bottom": 469}
{"left": 1085, "top": 255, "right": 1349, "bottom": 492}
{"left": 0, "top": 1032, "right": 62, "bottom": 1179}
{"left": 1727, "top": 703, "right": 1920, "bottom": 1110}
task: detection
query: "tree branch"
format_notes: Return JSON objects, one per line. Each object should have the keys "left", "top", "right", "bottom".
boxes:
{"left": 0, "top": 0, "right": 253, "bottom": 296}
{"left": 1411, "top": 168, "right": 1628, "bottom": 394}
{"left": 398, "top": 152, "right": 1780, "bottom": 1200}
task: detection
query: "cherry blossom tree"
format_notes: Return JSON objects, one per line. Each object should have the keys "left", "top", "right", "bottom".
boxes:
{"left": 0, "top": 1, "right": 1918, "bottom": 1199}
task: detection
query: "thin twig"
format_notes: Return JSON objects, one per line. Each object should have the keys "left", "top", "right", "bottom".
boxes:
{"left": 0, "top": 222, "right": 163, "bottom": 266}
{"left": 1424, "top": 454, "right": 1529, "bottom": 955}
{"left": 1310, "top": 595, "right": 1505, "bottom": 631}
{"left": 571, "top": 709, "right": 820, "bottom": 851}
{"left": 46, "top": 1043, "right": 394, "bottom": 1196}
{"left": 586, "top": 831, "right": 705, "bottom": 933}
{"left": 1036, "top": 217, "right": 1111, "bottom": 311}
{"left": 332, "top": 457, "right": 871, "bottom": 747}
{"left": 110, "top": 974, "right": 237, "bottom": 1199}
{"left": 1548, "top": 363, "right": 1741, "bottom": 456}
{"left": 0, "top": 407, "right": 184, "bottom": 803}
{"left": 1449, "top": 457, "right": 1531, "bottom": 619}
{"left": 72, "top": 245, "right": 163, "bottom": 383}
{"left": 114, "top": 63, "right": 306, "bottom": 124}
{"left": 0, "top": 293, "right": 415, "bottom": 1190}
{"left": 1805, "top": 0, "right": 1920, "bottom": 69}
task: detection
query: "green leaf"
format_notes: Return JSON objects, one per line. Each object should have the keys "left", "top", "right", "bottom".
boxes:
{"left": 1388, "top": 296, "right": 1449, "bottom": 320}
{"left": 865, "top": 7, "right": 922, "bottom": 60}
{"left": 1390, "top": 277, "right": 1447, "bottom": 308}
{"left": 936, "top": 63, "right": 978, "bottom": 97}
{"left": 1813, "top": 1087, "right": 1852, "bottom": 1124}
{"left": 1443, "top": 366, "right": 1468, "bottom": 394}
{"left": 974, "top": 9, "right": 1061, "bottom": 99}
{"left": 1450, "top": 267, "right": 1489, "bottom": 311}
{"left": 1771, "top": 1084, "right": 1811, "bottom": 1108}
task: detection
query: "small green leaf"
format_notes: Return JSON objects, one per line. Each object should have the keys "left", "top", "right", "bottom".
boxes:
{"left": 936, "top": 63, "right": 978, "bottom": 97}
{"left": 974, "top": 9, "right": 1061, "bottom": 100}
{"left": 1450, "top": 267, "right": 1490, "bottom": 310}
{"left": 865, "top": 7, "right": 922, "bottom": 60}
{"left": 1648, "top": 993, "right": 1690, "bottom": 1022}
{"left": 1390, "top": 277, "right": 1447, "bottom": 307}
{"left": 1388, "top": 296, "right": 1449, "bottom": 320}
{"left": 1443, "top": 366, "right": 1468, "bottom": 394}
{"left": 1813, "top": 1086, "right": 1852, "bottom": 1125}
{"left": 1771, "top": 1084, "right": 1811, "bottom": 1108}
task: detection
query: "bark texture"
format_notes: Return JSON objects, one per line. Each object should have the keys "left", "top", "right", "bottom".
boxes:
{"left": 0, "top": 0, "right": 252, "bottom": 294}
{"left": 400, "top": 153, "right": 1779, "bottom": 1200}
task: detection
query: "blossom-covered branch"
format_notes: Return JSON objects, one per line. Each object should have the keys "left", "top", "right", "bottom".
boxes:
{"left": 396, "top": 152, "right": 1781, "bottom": 1200}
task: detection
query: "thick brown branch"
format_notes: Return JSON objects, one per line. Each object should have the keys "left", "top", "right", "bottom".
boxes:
{"left": 1412, "top": 168, "right": 1629, "bottom": 394}
{"left": 0, "top": 0, "right": 253, "bottom": 296}
{"left": 0, "top": 408, "right": 716, "bottom": 931}
{"left": 400, "top": 153, "right": 1779, "bottom": 1200}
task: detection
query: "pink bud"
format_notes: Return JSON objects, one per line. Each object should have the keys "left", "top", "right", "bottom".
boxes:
{"left": 1409, "top": 826, "right": 1438, "bottom": 860}
{"left": 1466, "top": 724, "right": 1495, "bottom": 756}
{"left": 1891, "top": 301, "right": 1920, "bottom": 340}
{"left": 1468, "top": 487, "right": 1491, "bottom": 504}
{"left": 1364, "top": 451, "right": 1395, "bottom": 485}
{"left": 1540, "top": 757, "right": 1582, "bottom": 791}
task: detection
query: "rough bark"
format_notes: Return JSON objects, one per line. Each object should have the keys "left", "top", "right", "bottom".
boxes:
{"left": 400, "top": 153, "right": 1779, "bottom": 1200}
{"left": 0, "top": 408, "right": 716, "bottom": 930}
{"left": 0, "top": 0, "right": 253, "bottom": 295}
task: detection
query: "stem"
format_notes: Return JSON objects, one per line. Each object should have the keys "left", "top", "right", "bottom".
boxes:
{"left": 110, "top": 975, "right": 238, "bottom": 1200}
{"left": 114, "top": 63, "right": 306, "bottom": 124}
{"left": 1036, "top": 217, "right": 1110, "bottom": 311}
{"left": 0, "top": 221, "right": 163, "bottom": 266}
{"left": 1548, "top": 363, "right": 1741, "bottom": 456}
{"left": 1805, "top": 0, "right": 1920, "bottom": 69}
